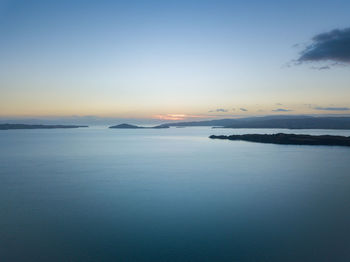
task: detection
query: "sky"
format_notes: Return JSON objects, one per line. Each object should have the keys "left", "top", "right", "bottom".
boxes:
{"left": 0, "top": 0, "right": 350, "bottom": 121}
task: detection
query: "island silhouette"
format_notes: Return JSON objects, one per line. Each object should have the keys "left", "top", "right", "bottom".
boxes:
{"left": 209, "top": 133, "right": 350, "bottom": 147}
{"left": 109, "top": 123, "right": 169, "bottom": 129}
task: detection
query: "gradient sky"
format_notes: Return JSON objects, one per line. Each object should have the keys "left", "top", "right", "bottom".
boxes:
{"left": 1, "top": 0, "right": 349, "bottom": 120}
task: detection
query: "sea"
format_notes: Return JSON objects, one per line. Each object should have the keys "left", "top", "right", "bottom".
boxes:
{"left": 1, "top": 127, "right": 350, "bottom": 262}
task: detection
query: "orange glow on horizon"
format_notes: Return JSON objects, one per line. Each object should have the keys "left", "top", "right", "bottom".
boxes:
{"left": 153, "top": 114, "right": 203, "bottom": 121}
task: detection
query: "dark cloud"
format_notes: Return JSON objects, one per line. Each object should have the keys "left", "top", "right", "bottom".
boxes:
{"left": 298, "top": 27, "right": 350, "bottom": 64}
{"left": 272, "top": 108, "right": 293, "bottom": 112}
{"left": 209, "top": 108, "right": 228, "bottom": 113}
{"left": 240, "top": 108, "right": 248, "bottom": 112}
{"left": 314, "top": 107, "right": 350, "bottom": 111}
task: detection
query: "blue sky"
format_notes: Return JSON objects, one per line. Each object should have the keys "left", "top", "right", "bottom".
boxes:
{"left": 1, "top": 0, "right": 350, "bottom": 120}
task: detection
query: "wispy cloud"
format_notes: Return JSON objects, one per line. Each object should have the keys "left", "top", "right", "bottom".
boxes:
{"left": 310, "top": 66, "right": 330, "bottom": 70}
{"left": 314, "top": 107, "right": 350, "bottom": 111}
{"left": 297, "top": 27, "right": 350, "bottom": 64}
{"left": 209, "top": 108, "right": 228, "bottom": 113}
{"left": 240, "top": 108, "right": 248, "bottom": 112}
{"left": 272, "top": 108, "right": 293, "bottom": 112}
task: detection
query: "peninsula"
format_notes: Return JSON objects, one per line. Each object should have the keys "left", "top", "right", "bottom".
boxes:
{"left": 0, "top": 124, "right": 88, "bottom": 130}
{"left": 209, "top": 133, "right": 350, "bottom": 147}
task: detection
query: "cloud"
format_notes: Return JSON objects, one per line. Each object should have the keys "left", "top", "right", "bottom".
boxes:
{"left": 310, "top": 66, "right": 330, "bottom": 70}
{"left": 303, "top": 104, "right": 314, "bottom": 108}
{"left": 314, "top": 107, "right": 350, "bottom": 111}
{"left": 209, "top": 108, "right": 228, "bottom": 113}
{"left": 272, "top": 108, "right": 293, "bottom": 112}
{"left": 298, "top": 27, "right": 350, "bottom": 64}
{"left": 275, "top": 103, "right": 283, "bottom": 106}
{"left": 240, "top": 108, "right": 248, "bottom": 112}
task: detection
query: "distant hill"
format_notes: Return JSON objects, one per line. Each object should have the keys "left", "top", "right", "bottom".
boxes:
{"left": 0, "top": 124, "right": 88, "bottom": 130}
{"left": 159, "top": 116, "right": 350, "bottom": 129}
{"left": 109, "top": 123, "right": 169, "bottom": 129}
{"left": 159, "top": 118, "right": 242, "bottom": 127}
{"left": 109, "top": 123, "right": 142, "bottom": 129}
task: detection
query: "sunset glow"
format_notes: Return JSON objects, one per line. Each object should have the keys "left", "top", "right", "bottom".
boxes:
{"left": 153, "top": 114, "right": 203, "bottom": 121}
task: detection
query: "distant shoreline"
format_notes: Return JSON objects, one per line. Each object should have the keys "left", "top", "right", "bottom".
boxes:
{"left": 159, "top": 116, "right": 350, "bottom": 129}
{"left": 0, "top": 124, "right": 88, "bottom": 130}
{"left": 209, "top": 133, "right": 350, "bottom": 147}
{"left": 109, "top": 123, "right": 169, "bottom": 129}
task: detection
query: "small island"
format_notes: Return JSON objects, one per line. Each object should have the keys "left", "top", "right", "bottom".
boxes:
{"left": 0, "top": 124, "right": 88, "bottom": 130}
{"left": 109, "top": 123, "right": 169, "bottom": 129}
{"left": 209, "top": 133, "right": 350, "bottom": 147}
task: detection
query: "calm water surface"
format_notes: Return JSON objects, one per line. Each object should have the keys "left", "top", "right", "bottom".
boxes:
{"left": 1, "top": 127, "right": 350, "bottom": 261}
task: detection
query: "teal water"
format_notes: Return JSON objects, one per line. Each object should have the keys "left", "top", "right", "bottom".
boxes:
{"left": 1, "top": 127, "right": 350, "bottom": 261}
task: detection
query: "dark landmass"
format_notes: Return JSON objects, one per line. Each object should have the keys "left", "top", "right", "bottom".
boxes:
{"left": 209, "top": 133, "right": 350, "bottom": 147}
{"left": 159, "top": 116, "right": 350, "bottom": 129}
{"left": 152, "top": 124, "right": 170, "bottom": 129}
{"left": 0, "top": 124, "right": 88, "bottom": 130}
{"left": 109, "top": 123, "right": 142, "bottom": 129}
{"left": 109, "top": 123, "right": 169, "bottom": 129}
